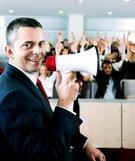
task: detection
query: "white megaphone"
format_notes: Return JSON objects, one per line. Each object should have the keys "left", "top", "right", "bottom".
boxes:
{"left": 45, "top": 47, "right": 99, "bottom": 76}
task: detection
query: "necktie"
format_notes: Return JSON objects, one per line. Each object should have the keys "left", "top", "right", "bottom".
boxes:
{"left": 36, "top": 78, "right": 50, "bottom": 104}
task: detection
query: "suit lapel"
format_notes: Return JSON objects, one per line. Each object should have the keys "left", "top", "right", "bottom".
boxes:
{"left": 5, "top": 63, "right": 53, "bottom": 116}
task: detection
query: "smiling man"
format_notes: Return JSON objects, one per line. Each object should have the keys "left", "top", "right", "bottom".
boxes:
{"left": 5, "top": 19, "right": 45, "bottom": 73}
{"left": 0, "top": 17, "right": 105, "bottom": 161}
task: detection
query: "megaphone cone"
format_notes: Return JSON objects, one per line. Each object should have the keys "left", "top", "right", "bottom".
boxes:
{"left": 45, "top": 47, "right": 99, "bottom": 76}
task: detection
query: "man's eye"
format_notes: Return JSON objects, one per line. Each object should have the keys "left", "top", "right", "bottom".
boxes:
{"left": 22, "top": 43, "right": 32, "bottom": 49}
{"left": 39, "top": 42, "right": 45, "bottom": 48}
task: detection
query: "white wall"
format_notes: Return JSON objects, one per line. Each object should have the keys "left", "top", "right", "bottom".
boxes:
{"left": 84, "top": 17, "right": 135, "bottom": 38}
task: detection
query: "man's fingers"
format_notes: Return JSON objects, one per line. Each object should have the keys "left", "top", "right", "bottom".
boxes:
{"left": 90, "top": 155, "right": 96, "bottom": 161}
{"left": 61, "top": 72, "right": 76, "bottom": 83}
{"left": 98, "top": 154, "right": 106, "bottom": 161}
{"left": 55, "top": 72, "right": 62, "bottom": 87}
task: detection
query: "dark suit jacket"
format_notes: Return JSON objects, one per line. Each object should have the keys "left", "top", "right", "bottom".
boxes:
{"left": 0, "top": 63, "right": 87, "bottom": 161}
{"left": 120, "top": 60, "right": 135, "bottom": 79}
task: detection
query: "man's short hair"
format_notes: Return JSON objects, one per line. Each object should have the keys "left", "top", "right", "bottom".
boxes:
{"left": 6, "top": 17, "right": 43, "bottom": 45}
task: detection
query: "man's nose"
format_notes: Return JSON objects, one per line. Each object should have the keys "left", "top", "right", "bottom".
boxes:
{"left": 33, "top": 45, "right": 41, "bottom": 54}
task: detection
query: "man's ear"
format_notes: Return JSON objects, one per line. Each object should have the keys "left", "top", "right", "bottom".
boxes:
{"left": 5, "top": 46, "right": 14, "bottom": 59}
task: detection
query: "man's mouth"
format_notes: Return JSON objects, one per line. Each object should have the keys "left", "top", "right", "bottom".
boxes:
{"left": 28, "top": 58, "right": 42, "bottom": 67}
{"left": 28, "top": 57, "right": 42, "bottom": 63}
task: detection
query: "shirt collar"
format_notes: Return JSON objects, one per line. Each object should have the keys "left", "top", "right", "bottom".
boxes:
{"left": 9, "top": 63, "right": 38, "bottom": 86}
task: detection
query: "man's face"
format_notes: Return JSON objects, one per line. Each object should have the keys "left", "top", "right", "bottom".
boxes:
{"left": 6, "top": 27, "right": 45, "bottom": 73}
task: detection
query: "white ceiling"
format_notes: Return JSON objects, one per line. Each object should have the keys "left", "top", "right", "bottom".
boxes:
{"left": 0, "top": 0, "right": 135, "bottom": 17}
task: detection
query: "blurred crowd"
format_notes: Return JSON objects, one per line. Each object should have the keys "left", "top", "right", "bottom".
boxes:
{"left": 38, "top": 31, "right": 135, "bottom": 99}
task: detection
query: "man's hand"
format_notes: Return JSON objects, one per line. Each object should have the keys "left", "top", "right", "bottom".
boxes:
{"left": 55, "top": 72, "right": 79, "bottom": 108}
{"left": 85, "top": 143, "right": 106, "bottom": 161}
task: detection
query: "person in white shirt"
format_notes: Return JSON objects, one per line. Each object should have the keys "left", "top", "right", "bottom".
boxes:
{"left": 38, "top": 64, "right": 56, "bottom": 98}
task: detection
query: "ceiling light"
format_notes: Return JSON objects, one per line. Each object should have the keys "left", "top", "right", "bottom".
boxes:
{"left": 8, "top": 10, "right": 14, "bottom": 13}
{"left": 108, "top": 11, "right": 113, "bottom": 15}
{"left": 59, "top": 10, "right": 64, "bottom": 14}
{"left": 78, "top": 0, "right": 84, "bottom": 3}
{"left": 123, "top": 0, "right": 130, "bottom": 2}
{"left": 74, "top": 0, "right": 84, "bottom": 3}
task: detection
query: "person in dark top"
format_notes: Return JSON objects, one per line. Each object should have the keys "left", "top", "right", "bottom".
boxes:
{"left": 95, "top": 60, "right": 123, "bottom": 99}
{"left": 120, "top": 60, "right": 135, "bottom": 79}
